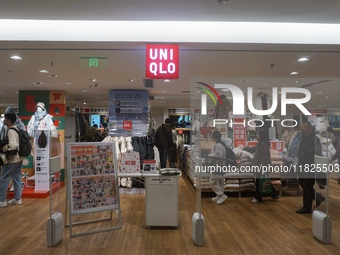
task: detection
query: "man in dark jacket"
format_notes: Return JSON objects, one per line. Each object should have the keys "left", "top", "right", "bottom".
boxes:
{"left": 155, "top": 118, "right": 173, "bottom": 168}
{"left": 296, "top": 121, "right": 323, "bottom": 214}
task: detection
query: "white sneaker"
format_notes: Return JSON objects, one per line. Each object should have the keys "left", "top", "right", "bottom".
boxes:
{"left": 216, "top": 194, "right": 228, "bottom": 205}
{"left": 0, "top": 201, "right": 8, "bottom": 208}
{"left": 252, "top": 198, "right": 259, "bottom": 203}
{"left": 8, "top": 199, "right": 22, "bottom": 205}
{"left": 212, "top": 195, "right": 220, "bottom": 202}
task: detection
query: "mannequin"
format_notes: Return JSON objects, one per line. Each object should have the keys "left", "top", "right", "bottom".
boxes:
{"left": 27, "top": 102, "right": 58, "bottom": 138}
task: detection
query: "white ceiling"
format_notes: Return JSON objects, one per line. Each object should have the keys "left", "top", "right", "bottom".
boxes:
{"left": 1, "top": 0, "right": 340, "bottom": 110}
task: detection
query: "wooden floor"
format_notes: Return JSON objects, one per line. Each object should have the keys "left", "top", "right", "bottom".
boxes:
{"left": 0, "top": 173, "right": 339, "bottom": 255}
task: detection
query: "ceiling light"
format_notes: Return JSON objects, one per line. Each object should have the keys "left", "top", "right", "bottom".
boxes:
{"left": 127, "top": 79, "right": 133, "bottom": 82}
{"left": 163, "top": 79, "right": 171, "bottom": 82}
{"left": 10, "top": 55, "right": 22, "bottom": 60}
{"left": 49, "top": 74, "right": 57, "bottom": 78}
{"left": 240, "top": 79, "right": 248, "bottom": 83}
{"left": 65, "top": 82, "right": 72, "bottom": 85}
{"left": 89, "top": 78, "right": 96, "bottom": 82}
{"left": 35, "top": 81, "right": 42, "bottom": 85}
{"left": 83, "top": 102, "right": 86, "bottom": 105}
{"left": 39, "top": 69, "right": 49, "bottom": 73}
{"left": 82, "top": 90, "right": 88, "bottom": 93}
{"left": 298, "top": 57, "right": 310, "bottom": 62}
{"left": 290, "top": 71, "right": 299, "bottom": 75}
{"left": 317, "top": 91, "right": 323, "bottom": 94}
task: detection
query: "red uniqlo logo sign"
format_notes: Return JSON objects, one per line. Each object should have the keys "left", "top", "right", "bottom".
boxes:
{"left": 123, "top": 120, "right": 132, "bottom": 130}
{"left": 146, "top": 44, "right": 179, "bottom": 79}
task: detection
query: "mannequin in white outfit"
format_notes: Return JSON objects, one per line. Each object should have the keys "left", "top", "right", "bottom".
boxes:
{"left": 27, "top": 102, "right": 58, "bottom": 138}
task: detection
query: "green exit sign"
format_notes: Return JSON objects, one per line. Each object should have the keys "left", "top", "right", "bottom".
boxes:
{"left": 80, "top": 57, "right": 107, "bottom": 68}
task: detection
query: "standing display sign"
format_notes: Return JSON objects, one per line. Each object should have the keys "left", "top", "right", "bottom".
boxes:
{"left": 233, "top": 118, "right": 247, "bottom": 148}
{"left": 35, "top": 130, "right": 50, "bottom": 192}
{"left": 146, "top": 44, "right": 179, "bottom": 79}
{"left": 109, "top": 90, "right": 149, "bottom": 137}
{"left": 67, "top": 142, "right": 121, "bottom": 237}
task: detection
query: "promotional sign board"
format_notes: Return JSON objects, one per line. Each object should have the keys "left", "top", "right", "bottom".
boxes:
{"left": 246, "top": 141, "right": 284, "bottom": 152}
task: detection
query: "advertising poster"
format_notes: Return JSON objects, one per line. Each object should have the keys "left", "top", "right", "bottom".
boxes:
{"left": 34, "top": 130, "right": 50, "bottom": 192}
{"left": 109, "top": 90, "right": 149, "bottom": 136}
{"left": 68, "top": 143, "right": 119, "bottom": 214}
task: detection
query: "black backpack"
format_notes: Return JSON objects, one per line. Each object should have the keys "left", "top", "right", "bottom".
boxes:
{"left": 217, "top": 141, "right": 237, "bottom": 167}
{"left": 10, "top": 127, "right": 32, "bottom": 157}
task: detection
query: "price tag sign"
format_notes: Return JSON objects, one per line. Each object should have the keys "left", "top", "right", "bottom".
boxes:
{"left": 120, "top": 152, "right": 140, "bottom": 173}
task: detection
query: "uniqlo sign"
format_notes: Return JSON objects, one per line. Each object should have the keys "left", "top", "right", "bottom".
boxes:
{"left": 146, "top": 44, "right": 179, "bottom": 79}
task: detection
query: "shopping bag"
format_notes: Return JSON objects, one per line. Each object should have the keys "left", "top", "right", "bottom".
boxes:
{"left": 258, "top": 174, "right": 272, "bottom": 195}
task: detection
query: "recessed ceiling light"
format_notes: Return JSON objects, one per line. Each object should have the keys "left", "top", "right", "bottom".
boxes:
{"left": 262, "top": 83, "right": 268, "bottom": 86}
{"left": 295, "top": 80, "right": 302, "bottom": 83}
{"left": 161, "top": 91, "right": 166, "bottom": 93}
{"left": 39, "top": 69, "right": 49, "bottom": 73}
{"left": 163, "top": 79, "right": 171, "bottom": 82}
{"left": 49, "top": 74, "right": 58, "bottom": 78}
{"left": 65, "top": 82, "right": 72, "bottom": 85}
{"left": 298, "top": 57, "right": 310, "bottom": 62}
{"left": 82, "top": 90, "right": 88, "bottom": 93}
{"left": 240, "top": 79, "right": 248, "bottom": 83}
{"left": 95, "top": 96, "right": 101, "bottom": 99}
{"left": 83, "top": 102, "right": 86, "bottom": 105}
{"left": 35, "top": 81, "right": 42, "bottom": 85}
{"left": 89, "top": 78, "right": 96, "bottom": 82}
{"left": 127, "top": 79, "right": 134, "bottom": 82}
{"left": 317, "top": 91, "right": 323, "bottom": 94}
{"left": 290, "top": 71, "right": 299, "bottom": 75}
{"left": 10, "top": 55, "right": 22, "bottom": 60}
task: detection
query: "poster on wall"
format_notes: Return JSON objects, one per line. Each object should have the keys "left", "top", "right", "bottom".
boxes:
{"left": 109, "top": 90, "right": 149, "bottom": 136}
{"left": 68, "top": 142, "right": 119, "bottom": 214}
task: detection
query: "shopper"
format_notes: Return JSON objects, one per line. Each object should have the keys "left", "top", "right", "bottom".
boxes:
{"left": 0, "top": 106, "right": 26, "bottom": 191}
{"left": 154, "top": 118, "right": 173, "bottom": 169}
{"left": 0, "top": 113, "right": 24, "bottom": 207}
{"left": 169, "top": 123, "right": 178, "bottom": 168}
{"left": 0, "top": 106, "right": 26, "bottom": 140}
{"left": 243, "top": 128, "right": 279, "bottom": 203}
{"left": 209, "top": 130, "right": 228, "bottom": 205}
{"left": 296, "top": 121, "right": 323, "bottom": 214}
{"left": 101, "top": 122, "right": 109, "bottom": 140}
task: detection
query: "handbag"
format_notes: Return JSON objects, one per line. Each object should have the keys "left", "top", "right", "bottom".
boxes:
{"left": 258, "top": 173, "right": 272, "bottom": 195}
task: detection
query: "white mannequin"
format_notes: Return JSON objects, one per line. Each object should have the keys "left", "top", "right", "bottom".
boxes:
{"left": 27, "top": 102, "right": 58, "bottom": 138}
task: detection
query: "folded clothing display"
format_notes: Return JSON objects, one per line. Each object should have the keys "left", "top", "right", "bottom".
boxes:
{"left": 159, "top": 168, "right": 181, "bottom": 176}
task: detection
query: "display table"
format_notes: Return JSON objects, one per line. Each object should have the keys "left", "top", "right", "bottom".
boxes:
{"left": 118, "top": 172, "right": 181, "bottom": 228}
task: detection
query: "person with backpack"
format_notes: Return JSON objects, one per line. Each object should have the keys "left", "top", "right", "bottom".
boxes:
{"left": 209, "top": 130, "right": 228, "bottom": 205}
{"left": 0, "top": 113, "right": 24, "bottom": 207}
{"left": 0, "top": 106, "right": 27, "bottom": 191}
{"left": 243, "top": 128, "right": 279, "bottom": 203}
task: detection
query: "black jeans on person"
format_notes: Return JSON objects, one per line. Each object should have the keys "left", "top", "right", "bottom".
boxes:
{"left": 298, "top": 178, "right": 315, "bottom": 211}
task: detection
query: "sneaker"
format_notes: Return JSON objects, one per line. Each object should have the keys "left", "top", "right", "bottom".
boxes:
{"left": 216, "top": 194, "right": 228, "bottom": 205}
{"left": 252, "top": 198, "right": 259, "bottom": 203}
{"left": 8, "top": 199, "right": 22, "bottom": 205}
{"left": 212, "top": 195, "right": 220, "bottom": 202}
{"left": 0, "top": 201, "right": 8, "bottom": 208}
